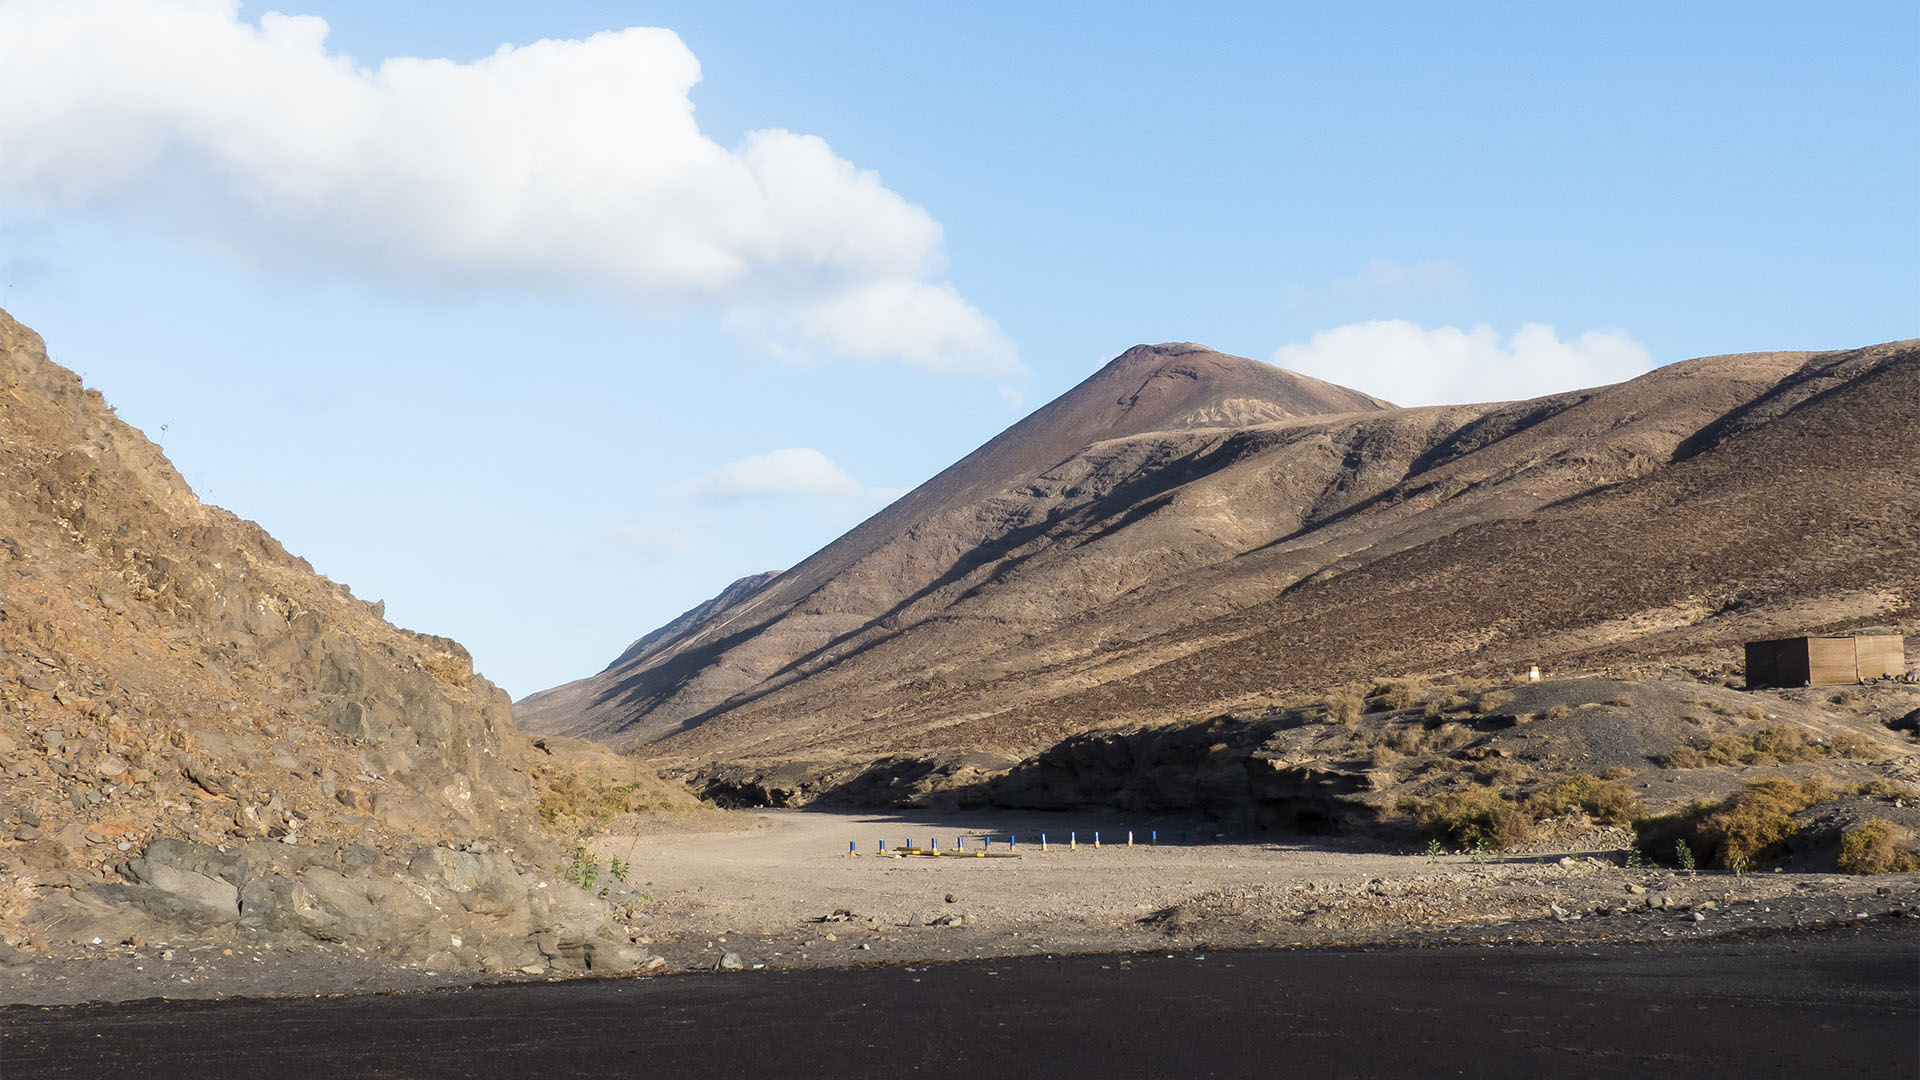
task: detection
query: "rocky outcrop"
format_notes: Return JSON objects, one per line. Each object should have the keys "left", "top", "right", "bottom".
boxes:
{"left": 0, "top": 307, "right": 675, "bottom": 972}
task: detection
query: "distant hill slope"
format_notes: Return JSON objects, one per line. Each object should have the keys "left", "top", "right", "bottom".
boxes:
{"left": 519, "top": 339, "right": 1919, "bottom": 773}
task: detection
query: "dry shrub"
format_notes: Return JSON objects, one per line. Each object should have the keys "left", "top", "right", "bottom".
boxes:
{"left": 1386, "top": 725, "right": 1430, "bottom": 754}
{"left": 1527, "top": 774, "right": 1643, "bottom": 825}
{"left": 1829, "top": 689, "right": 1860, "bottom": 706}
{"left": 1741, "top": 705, "right": 1767, "bottom": 721}
{"left": 1369, "top": 678, "right": 1429, "bottom": 712}
{"left": 1637, "top": 778, "right": 1829, "bottom": 871}
{"left": 1322, "top": 690, "right": 1364, "bottom": 726}
{"left": 534, "top": 766, "right": 696, "bottom": 825}
{"left": 1542, "top": 704, "right": 1572, "bottom": 721}
{"left": 1659, "top": 745, "right": 1706, "bottom": 768}
{"left": 1827, "top": 730, "right": 1883, "bottom": 761}
{"left": 1854, "top": 778, "right": 1920, "bottom": 801}
{"left": 1401, "top": 786, "right": 1536, "bottom": 849}
{"left": 1837, "top": 819, "right": 1920, "bottom": 874}
{"left": 1607, "top": 695, "right": 1635, "bottom": 708}
{"left": 1601, "top": 765, "right": 1636, "bottom": 781}
{"left": 1660, "top": 724, "right": 1848, "bottom": 768}
{"left": 1476, "top": 689, "right": 1516, "bottom": 713}
{"left": 1472, "top": 758, "right": 1535, "bottom": 785}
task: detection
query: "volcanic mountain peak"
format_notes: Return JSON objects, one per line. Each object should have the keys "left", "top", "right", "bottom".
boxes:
{"left": 513, "top": 344, "right": 1394, "bottom": 742}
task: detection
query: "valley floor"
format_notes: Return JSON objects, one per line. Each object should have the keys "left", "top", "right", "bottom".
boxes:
{"left": 1, "top": 808, "right": 1914, "bottom": 1006}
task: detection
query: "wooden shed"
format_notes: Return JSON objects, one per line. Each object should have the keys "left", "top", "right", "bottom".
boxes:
{"left": 1744, "top": 634, "right": 1906, "bottom": 688}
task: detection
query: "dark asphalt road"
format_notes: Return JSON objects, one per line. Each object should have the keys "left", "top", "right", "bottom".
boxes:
{"left": 3, "top": 931, "right": 1915, "bottom": 1079}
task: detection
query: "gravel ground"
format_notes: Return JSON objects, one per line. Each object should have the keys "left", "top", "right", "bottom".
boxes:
{"left": 3, "top": 807, "right": 1914, "bottom": 1005}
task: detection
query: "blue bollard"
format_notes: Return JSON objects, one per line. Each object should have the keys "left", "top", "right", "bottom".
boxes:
{"left": 1041, "top": 833, "right": 1048, "bottom": 851}
{"left": 1094, "top": 831, "right": 1100, "bottom": 848}
{"left": 1011, "top": 835, "right": 1017, "bottom": 848}
{"left": 879, "top": 839, "right": 887, "bottom": 852}
{"left": 1151, "top": 830, "right": 1158, "bottom": 845}
{"left": 849, "top": 841, "right": 855, "bottom": 854}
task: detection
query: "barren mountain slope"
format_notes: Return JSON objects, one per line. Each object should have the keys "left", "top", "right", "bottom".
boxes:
{"left": 0, "top": 308, "right": 680, "bottom": 974}
{"left": 516, "top": 344, "right": 1392, "bottom": 741}
{"left": 525, "top": 340, "right": 1914, "bottom": 769}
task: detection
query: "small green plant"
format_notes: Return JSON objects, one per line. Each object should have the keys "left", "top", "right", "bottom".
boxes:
{"left": 609, "top": 856, "right": 630, "bottom": 883}
{"left": 1471, "top": 837, "right": 1492, "bottom": 863}
{"left": 558, "top": 842, "right": 600, "bottom": 891}
{"left": 1675, "top": 839, "right": 1697, "bottom": 876}
{"left": 1624, "top": 846, "right": 1645, "bottom": 869}
{"left": 1426, "top": 837, "right": 1443, "bottom": 865}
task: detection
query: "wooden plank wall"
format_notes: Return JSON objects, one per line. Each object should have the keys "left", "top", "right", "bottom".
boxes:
{"left": 1854, "top": 635, "right": 1906, "bottom": 680}
{"left": 1806, "top": 637, "right": 1858, "bottom": 685}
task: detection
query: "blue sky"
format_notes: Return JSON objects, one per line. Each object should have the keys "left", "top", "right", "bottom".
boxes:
{"left": 1, "top": 1, "right": 1914, "bottom": 697}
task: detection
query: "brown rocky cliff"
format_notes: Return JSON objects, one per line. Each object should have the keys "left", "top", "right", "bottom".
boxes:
{"left": 0, "top": 308, "right": 675, "bottom": 975}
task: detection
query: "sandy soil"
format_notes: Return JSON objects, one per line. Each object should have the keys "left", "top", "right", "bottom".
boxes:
{"left": 591, "top": 809, "right": 1920, "bottom": 974}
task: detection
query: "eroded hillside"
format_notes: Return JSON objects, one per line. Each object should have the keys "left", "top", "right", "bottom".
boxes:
{"left": 524, "top": 340, "right": 1918, "bottom": 783}
{"left": 0, "top": 308, "right": 688, "bottom": 974}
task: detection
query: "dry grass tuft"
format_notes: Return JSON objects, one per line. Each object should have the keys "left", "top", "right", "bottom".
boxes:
{"left": 1322, "top": 690, "right": 1364, "bottom": 725}
{"left": 1368, "top": 678, "right": 1428, "bottom": 712}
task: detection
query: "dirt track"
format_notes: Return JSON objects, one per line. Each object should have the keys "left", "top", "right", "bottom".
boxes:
{"left": 5, "top": 932, "right": 1914, "bottom": 1079}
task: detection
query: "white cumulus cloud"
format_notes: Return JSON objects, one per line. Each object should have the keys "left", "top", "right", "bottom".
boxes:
{"left": 674, "top": 448, "right": 862, "bottom": 501}
{"left": 0, "top": 0, "right": 1018, "bottom": 374}
{"left": 1271, "top": 321, "right": 1653, "bottom": 406}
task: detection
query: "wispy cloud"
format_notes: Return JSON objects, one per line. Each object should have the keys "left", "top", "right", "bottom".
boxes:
{"left": 1286, "top": 259, "right": 1471, "bottom": 309}
{"left": 674, "top": 448, "right": 862, "bottom": 501}
{"left": 603, "top": 523, "right": 696, "bottom": 557}
{"left": 0, "top": 0, "right": 1017, "bottom": 375}
{"left": 1271, "top": 321, "right": 1653, "bottom": 406}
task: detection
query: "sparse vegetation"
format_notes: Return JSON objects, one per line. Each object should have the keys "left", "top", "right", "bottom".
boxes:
{"left": 1368, "top": 678, "right": 1428, "bottom": 712}
{"left": 1525, "top": 773, "right": 1642, "bottom": 824}
{"left": 1658, "top": 724, "right": 1883, "bottom": 768}
{"left": 536, "top": 769, "right": 689, "bottom": 825}
{"left": 558, "top": 842, "right": 600, "bottom": 891}
{"left": 1837, "top": 819, "right": 1920, "bottom": 874}
{"left": 1636, "top": 777, "right": 1830, "bottom": 871}
{"left": 1322, "top": 689, "right": 1364, "bottom": 725}
{"left": 1400, "top": 786, "right": 1535, "bottom": 849}
{"left": 1542, "top": 704, "right": 1572, "bottom": 720}
{"left": 1607, "top": 695, "right": 1635, "bottom": 708}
